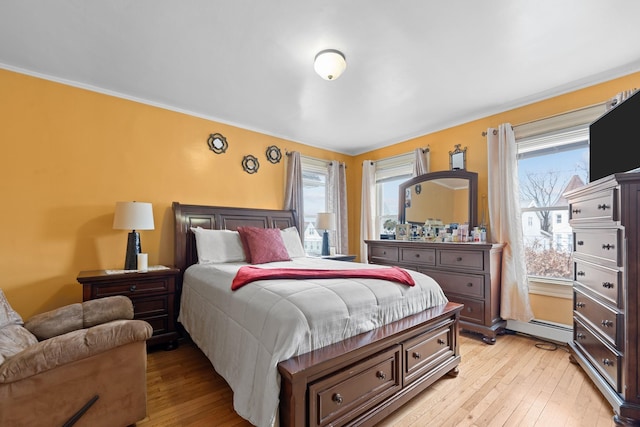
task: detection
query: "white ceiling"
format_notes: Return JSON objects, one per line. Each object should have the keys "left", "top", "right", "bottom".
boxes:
{"left": 2, "top": 1, "right": 640, "bottom": 155}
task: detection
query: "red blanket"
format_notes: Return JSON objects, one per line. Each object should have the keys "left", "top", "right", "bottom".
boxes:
{"left": 231, "top": 265, "right": 415, "bottom": 290}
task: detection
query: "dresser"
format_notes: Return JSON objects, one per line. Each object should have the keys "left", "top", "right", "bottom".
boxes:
{"left": 565, "top": 172, "right": 640, "bottom": 425}
{"left": 77, "top": 267, "right": 181, "bottom": 350}
{"left": 365, "top": 240, "right": 504, "bottom": 344}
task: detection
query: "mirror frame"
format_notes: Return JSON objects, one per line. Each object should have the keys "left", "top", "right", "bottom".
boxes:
{"left": 398, "top": 170, "right": 478, "bottom": 227}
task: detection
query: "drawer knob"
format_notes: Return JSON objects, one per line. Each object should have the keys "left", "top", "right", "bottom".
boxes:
{"left": 602, "top": 282, "right": 614, "bottom": 289}
{"left": 602, "top": 243, "right": 614, "bottom": 250}
{"left": 576, "top": 333, "right": 586, "bottom": 340}
{"left": 129, "top": 285, "right": 137, "bottom": 292}
{"left": 602, "top": 358, "right": 614, "bottom": 367}
{"left": 572, "top": 208, "right": 581, "bottom": 214}
{"left": 376, "top": 370, "right": 386, "bottom": 380}
{"left": 577, "top": 240, "right": 584, "bottom": 246}
{"left": 332, "top": 393, "right": 343, "bottom": 405}
{"left": 466, "top": 282, "right": 473, "bottom": 287}
{"left": 456, "top": 257, "right": 463, "bottom": 262}
{"left": 415, "top": 253, "right": 420, "bottom": 258}
{"left": 412, "top": 352, "right": 421, "bottom": 359}
{"left": 576, "top": 302, "right": 586, "bottom": 308}
{"left": 597, "top": 203, "right": 610, "bottom": 210}
{"left": 437, "top": 338, "right": 446, "bottom": 345}
{"left": 576, "top": 271, "right": 585, "bottom": 276}
{"left": 601, "top": 320, "right": 614, "bottom": 328}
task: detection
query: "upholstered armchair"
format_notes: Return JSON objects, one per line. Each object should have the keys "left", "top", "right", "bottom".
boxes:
{"left": 0, "top": 291, "right": 153, "bottom": 427}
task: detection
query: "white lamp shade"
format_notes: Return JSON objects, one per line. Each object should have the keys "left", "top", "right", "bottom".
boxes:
{"left": 316, "top": 212, "right": 336, "bottom": 230}
{"left": 314, "top": 50, "right": 346, "bottom": 81}
{"left": 113, "top": 201, "right": 155, "bottom": 230}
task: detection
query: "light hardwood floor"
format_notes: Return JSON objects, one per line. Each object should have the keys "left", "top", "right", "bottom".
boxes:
{"left": 137, "top": 332, "right": 615, "bottom": 427}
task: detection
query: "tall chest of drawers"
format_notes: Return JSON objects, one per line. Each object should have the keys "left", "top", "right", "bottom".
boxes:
{"left": 565, "top": 172, "right": 640, "bottom": 425}
{"left": 365, "top": 240, "right": 504, "bottom": 344}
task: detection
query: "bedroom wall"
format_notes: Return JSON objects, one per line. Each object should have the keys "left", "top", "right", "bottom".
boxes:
{"left": 0, "top": 69, "right": 354, "bottom": 318}
{"left": 2, "top": 66, "right": 639, "bottom": 321}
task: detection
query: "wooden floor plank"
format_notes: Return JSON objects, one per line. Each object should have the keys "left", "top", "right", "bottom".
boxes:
{"left": 137, "top": 331, "right": 616, "bottom": 427}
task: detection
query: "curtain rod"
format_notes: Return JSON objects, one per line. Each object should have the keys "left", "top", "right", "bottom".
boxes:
{"left": 480, "top": 100, "right": 607, "bottom": 137}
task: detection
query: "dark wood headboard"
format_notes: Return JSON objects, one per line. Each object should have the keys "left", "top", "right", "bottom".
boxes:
{"left": 172, "top": 202, "right": 298, "bottom": 274}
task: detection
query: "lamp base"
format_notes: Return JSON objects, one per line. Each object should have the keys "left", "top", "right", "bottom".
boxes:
{"left": 124, "top": 231, "right": 141, "bottom": 270}
{"left": 321, "top": 230, "right": 330, "bottom": 256}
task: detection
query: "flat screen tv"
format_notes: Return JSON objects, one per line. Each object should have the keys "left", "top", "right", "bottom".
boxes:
{"left": 589, "top": 90, "right": 640, "bottom": 182}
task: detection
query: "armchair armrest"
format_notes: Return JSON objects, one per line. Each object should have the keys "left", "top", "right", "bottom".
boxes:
{"left": 24, "top": 296, "right": 134, "bottom": 340}
{"left": 0, "top": 319, "right": 152, "bottom": 384}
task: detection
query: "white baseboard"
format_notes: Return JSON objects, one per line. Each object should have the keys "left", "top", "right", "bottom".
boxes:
{"left": 506, "top": 319, "right": 573, "bottom": 344}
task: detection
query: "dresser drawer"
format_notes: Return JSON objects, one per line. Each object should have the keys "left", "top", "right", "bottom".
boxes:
{"left": 422, "top": 269, "right": 484, "bottom": 299}
{"left": 569, "top": 189, "right": 617, "bottom": 223}
{"left": 309, "top": 346, "right": 401, "bottom": 426}
{"left": 574, "top": 287, "right": 622, "bottom": 348}
{"left": 574, "top": 259, "right": 621, "bottom": 307}
{"left": 369, "top": 245, "right": 399, "bottom": 264}
{"left": 400, "top": 247, "right": 435, "bottom": 266}
{"left": 573, "top": 229, "right": 621, "bottom": 266}
{"left": 91, "top": 277, "right": 174, "bottom": 298}
{"left": 437, "top": 249, "right": 484, "bottom": 271}
{"left": 403, "top": 324, "right": 454, "bottom": 385}
{"left": 574, "top": 318, "right": 621, "bottom": 393}
{"left": 449, "top": 295, "right": 484, "bottom": 324}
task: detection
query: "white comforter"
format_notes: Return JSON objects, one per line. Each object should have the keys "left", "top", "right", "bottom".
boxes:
{"left": 178, "top": 257, "right": 447, "bottom": 427}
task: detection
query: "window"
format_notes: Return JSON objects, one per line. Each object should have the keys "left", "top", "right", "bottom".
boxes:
{"left": 301, "top": 157, "right": 329, "bottom": 256}
{"left": 374, "top": 153, "right": 413, "bottom": 238}
{"left": 515, "top": 104, "right": 604, "bottom": 280}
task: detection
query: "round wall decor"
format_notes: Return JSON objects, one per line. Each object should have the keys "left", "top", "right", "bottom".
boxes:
{"left": 266, "top": 145, "right": 282, "bottom": 163}
{"left": 207, "top": 133, "right": 228, "bottom": 154}
{"left": 242, "top": 155, "right": 260, "bottom": 174}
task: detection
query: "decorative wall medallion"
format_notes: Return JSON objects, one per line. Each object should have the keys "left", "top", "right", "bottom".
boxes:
{"left": 207, "top": 133, "right": 228, "bottom": 154}
{"left": 242, "top": 155, "right": 260, "bottom": 174}
{"left": 266, "top": 145, "right": 282, "bottom": 163}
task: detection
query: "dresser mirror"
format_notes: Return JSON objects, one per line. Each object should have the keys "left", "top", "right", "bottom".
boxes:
{"left": 399, "top": 170, "right": 478, "bottom": 227}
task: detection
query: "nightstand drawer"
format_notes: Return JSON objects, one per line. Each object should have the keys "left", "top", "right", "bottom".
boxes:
{"left": 92, "top": 277, "right": 173, "bottom": 298}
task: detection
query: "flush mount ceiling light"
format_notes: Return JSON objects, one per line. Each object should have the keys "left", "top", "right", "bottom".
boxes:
{"left": 314, "top": 49, "right": 346, "bottom": 81}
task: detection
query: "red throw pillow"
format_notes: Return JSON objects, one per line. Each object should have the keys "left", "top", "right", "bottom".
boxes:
{"left": 236, "top": 227, "right": 291, "bottom": 264}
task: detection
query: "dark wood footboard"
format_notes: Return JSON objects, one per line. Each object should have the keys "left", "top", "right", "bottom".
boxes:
{"left": 278, "top": 302, "right": 462, "bottom": 427}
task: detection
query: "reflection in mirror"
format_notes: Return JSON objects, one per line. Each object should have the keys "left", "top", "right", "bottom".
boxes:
{"left": 398, "top": 170, "right": 477, "bottom": 229}
{"left": 449, "top": 144, "right": 467, "bottom": 170}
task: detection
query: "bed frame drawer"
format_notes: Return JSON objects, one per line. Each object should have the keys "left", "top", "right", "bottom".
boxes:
{"left": 403, "top": 324, "right": 455, "bottom": 385}
{"left": 309, "top": 346, "right": 402, "bottom": 427}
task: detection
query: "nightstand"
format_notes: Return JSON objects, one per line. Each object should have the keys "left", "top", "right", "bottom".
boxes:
{"left": 77, "top": 267, "right": 180, "bottom": 350}
{"left": 319, "top": 254, "right": 357, "bottom": 262}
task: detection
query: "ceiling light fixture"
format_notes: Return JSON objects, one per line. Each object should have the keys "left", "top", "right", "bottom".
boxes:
{"left": 314, "top": 49, "right": 346, "bottom": 81}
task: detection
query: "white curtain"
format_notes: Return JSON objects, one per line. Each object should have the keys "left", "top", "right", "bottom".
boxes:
{"left": 360, "top": 161, "right": 376, "bottom": 262}
{"left": 328, "top": 161, "right": 348, "bottom": 255}
{"left": 487, "top": 124, "right": 534, "bottom": 322}
{"left": 606, "top": 88, "right": 638, "bottom": 111}
{"left": 283, "top": 151, "right": 304, "bottom": 240}
{"left": 412, "top": 147, "right": 430, "bottom": 176}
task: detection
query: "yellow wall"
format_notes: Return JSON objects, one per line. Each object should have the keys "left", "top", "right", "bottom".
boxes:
{"left": 0, "top": 69, "right": 353, "bottom": 318}
{"left": 2, "top": 66, "right": 640, "bottom": 321}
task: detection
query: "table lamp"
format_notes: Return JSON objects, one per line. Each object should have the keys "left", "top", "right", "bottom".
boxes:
{"left": 113, "top": 201, "right": 155, "bottom": 270}
{"left": 316, "top": 212, "right": 336, "bottom": 256}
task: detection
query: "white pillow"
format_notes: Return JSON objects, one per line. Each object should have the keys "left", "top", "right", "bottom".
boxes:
{"left": 280, "top": 226, "right": 306, "bottom": 258}
{"left": 0, "top": 289, "right": 23, "bottom": 329}
{"left": 190, "top": 227, "right": 246, "bottom": 264}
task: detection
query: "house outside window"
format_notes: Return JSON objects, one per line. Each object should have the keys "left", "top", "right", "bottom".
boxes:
{"left": 374, "top": 153, "right": 413, "bottom": 238}
{"left": 515, "top": 104, "right": 604, "bottom": 281}
{"left": 301, "top": 157, "right": 330, "bottom": 256}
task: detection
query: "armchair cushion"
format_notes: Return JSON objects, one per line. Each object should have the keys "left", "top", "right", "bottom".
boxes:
{"left": 0, "top": 325, "right": 38, "bottom": 366}
{"left": 24, "top": 295, "right": 134, "bottom": 340}
{"left": 0, "top": 319, "right": 152, "bottom": 384}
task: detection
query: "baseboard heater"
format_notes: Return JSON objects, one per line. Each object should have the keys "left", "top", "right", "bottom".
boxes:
{"left": 505, "top": 319, "right": 572, "bottom": 344}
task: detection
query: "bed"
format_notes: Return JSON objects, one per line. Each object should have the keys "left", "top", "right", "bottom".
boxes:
{"left": 172, "top": 202, "right": 462, "bottom": 427}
